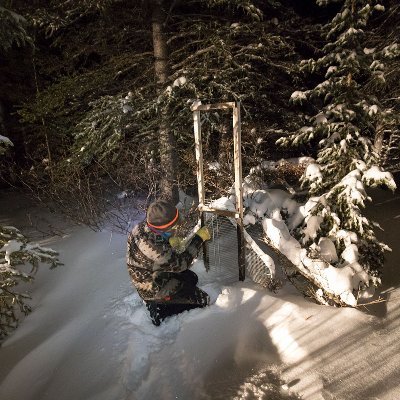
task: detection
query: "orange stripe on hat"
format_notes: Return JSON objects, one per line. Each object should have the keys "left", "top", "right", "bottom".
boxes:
{"left": 147, "top": 208, "right": 179, "bottom": 230}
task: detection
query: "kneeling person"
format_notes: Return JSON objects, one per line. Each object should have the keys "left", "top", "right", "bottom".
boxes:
{"left": 126, "top": 200, "right": 211, "bottom": 326}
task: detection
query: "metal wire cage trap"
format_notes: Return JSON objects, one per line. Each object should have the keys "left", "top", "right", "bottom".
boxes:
{"left": 192, "top": 102, "right": 276, "bottom": 289}
{"left": 202, "top": 212, "right": 276, "bottom": 289}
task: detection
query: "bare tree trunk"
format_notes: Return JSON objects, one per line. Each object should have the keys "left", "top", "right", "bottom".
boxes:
{"left": 152, "top": 2, "right": 179, "bottom": 203}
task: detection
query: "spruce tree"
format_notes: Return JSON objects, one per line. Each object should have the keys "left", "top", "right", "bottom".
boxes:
{"left": 279, "top": 0, "right": 397, "bottom": 305}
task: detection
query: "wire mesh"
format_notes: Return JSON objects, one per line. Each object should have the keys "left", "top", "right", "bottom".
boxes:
{"left": 245, "top": 246, "right": 273, "bottom": 288}
{"left": 244, "top": 223, "right": 275, "bottom": 288}
{"left": 203, "top": 212, "right": 239, "bottom": 283}
{"left": 202, "top": 212, "right": 275, "bottom": 288}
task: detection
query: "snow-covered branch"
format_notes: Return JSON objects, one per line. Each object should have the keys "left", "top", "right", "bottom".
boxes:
{"left": 0, "top": 225, "right": 60, "bottom": 340}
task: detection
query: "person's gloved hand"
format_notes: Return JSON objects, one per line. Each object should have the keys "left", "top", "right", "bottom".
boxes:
{"left": 196, "top": 226, "right": 211, "bottom": 242}
{"left": 168, "top": 236, "right": 185, "bottom": 251}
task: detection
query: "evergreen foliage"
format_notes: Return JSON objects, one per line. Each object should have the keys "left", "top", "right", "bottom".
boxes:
{"left": 0, "top": 6, "right": 32, "bottom": 51}
{"left": 372, "top": 1, "right": 400, "bottom": 170}
{"left": 0, "top": 5, "right": 31, "bottom": 155}
{"left": 69, "top": 12, "right": 297, "bottom": 169}
{"left": 26, "top": 0, "right": 121, "bottom": 37}
{"left": 382, "top": 131, "right": 400, "bottom": 171}
{"left": 0, "top": 4, "right": 60, "bottom": 340}
{"left": 205, "top": 0, "right": 264, "bottom": 20}
{"left": 14, "top": 0, "right": 302, "bottom": 224}
{"left": 0, "top": 225, "right": 60, "bottom": 340}
{"left": 279, "top": 0, "right": 398, "bottom": 295}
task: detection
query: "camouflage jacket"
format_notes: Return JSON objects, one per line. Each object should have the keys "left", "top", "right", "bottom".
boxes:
{"left": 126, "top": 221, "right": 203, "bottom": 301}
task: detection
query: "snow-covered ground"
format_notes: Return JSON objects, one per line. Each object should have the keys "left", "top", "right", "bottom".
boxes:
{"left": 1, "top": 184, "right": 400, "bottom": 400}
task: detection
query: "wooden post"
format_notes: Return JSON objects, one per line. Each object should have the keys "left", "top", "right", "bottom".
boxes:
{"left": 193, "top": 110, "right": 204, "bottom": 206}
{"left": 233, "top": 102, "right": 245, "bottom": 281}
{"left": 193, "top": 110, "right": 209, "bottom": 269}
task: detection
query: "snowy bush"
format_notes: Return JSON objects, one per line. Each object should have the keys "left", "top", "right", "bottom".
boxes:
{"left": 0, "top": 225, "right": 60, "bottom": 340}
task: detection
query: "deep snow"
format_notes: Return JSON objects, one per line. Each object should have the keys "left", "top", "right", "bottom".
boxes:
{"left": 1, "top": 184, "right": 400, "bottom": 400}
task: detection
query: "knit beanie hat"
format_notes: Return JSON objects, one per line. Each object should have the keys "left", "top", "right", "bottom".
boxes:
{"left": 146, "top": 200, "right": 179, "bottom": 231}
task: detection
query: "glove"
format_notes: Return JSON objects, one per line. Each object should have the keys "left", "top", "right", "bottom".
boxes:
{"left": 196, "top": 226, "right": 211, "bottom": 242}
{"left": 168, "top": 236, "right": 185, "bottom": 251}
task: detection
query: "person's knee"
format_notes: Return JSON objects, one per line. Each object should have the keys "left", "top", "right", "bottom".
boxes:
{"left": 179, "top": 269, "right": 198, "bottom": 286}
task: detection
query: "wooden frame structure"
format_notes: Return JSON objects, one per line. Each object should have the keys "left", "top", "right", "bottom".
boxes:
{"left": 191, "top": 101, "right": 245, "bottom": 281}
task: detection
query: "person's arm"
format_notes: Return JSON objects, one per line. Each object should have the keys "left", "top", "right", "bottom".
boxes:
{"left": 155, "top": 234, "right": 204, "bottom": 272}
{"left": 153, "top": 226, "right": 211, "bottom": 272}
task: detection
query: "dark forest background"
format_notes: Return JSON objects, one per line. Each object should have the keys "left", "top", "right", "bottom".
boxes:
{"left": 1, "top": 1, "right": 398, "bottom": 222}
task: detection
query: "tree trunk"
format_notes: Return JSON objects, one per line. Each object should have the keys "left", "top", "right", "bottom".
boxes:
{"left": 151, "top": 2, "right": 179, "bottom": 204}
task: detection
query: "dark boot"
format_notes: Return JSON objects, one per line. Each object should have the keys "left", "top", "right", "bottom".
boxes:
{"left": 146, "top": 301, "right": 162, "bottom": 326}
{"left": 145, "top": 288, "right": 210, "bottom": 326}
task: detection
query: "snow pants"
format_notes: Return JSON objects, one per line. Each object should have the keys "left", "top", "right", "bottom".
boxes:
{"left": 145, "top": 270, "right": 209, "bottom": 326}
